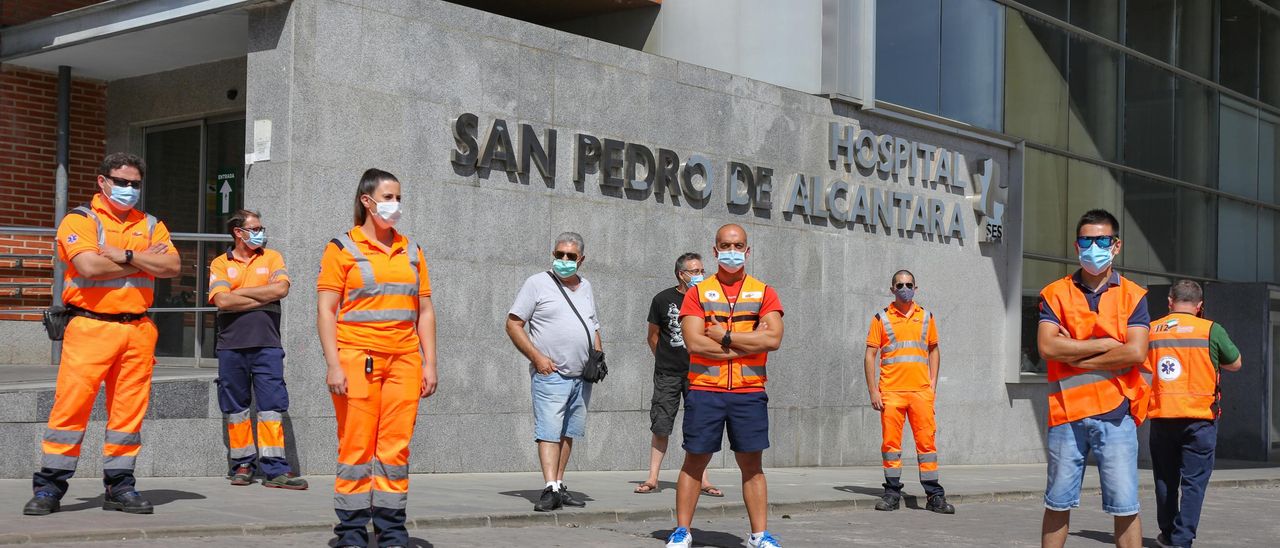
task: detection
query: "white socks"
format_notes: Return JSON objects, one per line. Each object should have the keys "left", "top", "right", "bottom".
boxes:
{"left": 750, "top": 532, "right": 765, "bottom": 541}
{"left": 546, "top": 480, "right": 562, "bottom": 490}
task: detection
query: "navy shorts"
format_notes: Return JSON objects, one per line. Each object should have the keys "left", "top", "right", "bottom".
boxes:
{"left": 681, "top": 389, "right": 769, "bottom": 454}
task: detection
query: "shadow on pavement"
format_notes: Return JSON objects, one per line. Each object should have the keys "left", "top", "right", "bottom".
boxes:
{"left": 1069, "top": 529, "right": 1155, "bottom": 547}
{"left": 498, "top": 488, "right": 596, "bottom": 504}
{"left": 650, "top": 528, "right": 745, "bottom": 548}
{"left": 832, "top": 485, "right": 921, "bottom": 509}
{"left": 59, "top": 489, "right": 207, "bottom": 512}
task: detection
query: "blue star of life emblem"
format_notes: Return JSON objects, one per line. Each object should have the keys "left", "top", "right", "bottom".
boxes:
{"left": 1160, "top": 362, "right": 1176, "bottom": 375}
{"left": 67, "top": 234, "right": 77, "bottom": 244}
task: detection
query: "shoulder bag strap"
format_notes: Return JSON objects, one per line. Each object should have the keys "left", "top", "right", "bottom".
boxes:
{"left": 547, "top": 271, "right": 594, "bottom": 348}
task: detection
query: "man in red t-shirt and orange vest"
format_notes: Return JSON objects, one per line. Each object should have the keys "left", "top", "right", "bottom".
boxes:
{"left": 1037, "top": 209, "right": 1151, "bottom": 548}
{"left": 864, "top": 269, "right": 954, "bottom": 514}
{"left": 666, "top": 224, "right": 784, "bottom": 548}
{"left": 1144, "top": 280, "right": 1241, "bottom": 548}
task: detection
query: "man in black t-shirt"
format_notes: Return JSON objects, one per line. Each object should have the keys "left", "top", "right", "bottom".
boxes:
{"left": 634, "top": 253, "right": 721, "bottom": 496}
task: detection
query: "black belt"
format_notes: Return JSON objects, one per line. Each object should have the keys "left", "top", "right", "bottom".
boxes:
{"left": 67, "top": 305, "right": 147, "bottom": 323}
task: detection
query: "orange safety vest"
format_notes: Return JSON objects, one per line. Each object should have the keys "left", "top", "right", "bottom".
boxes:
{"left": 1040, "top": 274, "right": 1151, "bottom": 427}
{"left": 333, "top": 231, "right": 422, "bottom": 325}
{"left": 874, "top": 304, "right": 934, "bottom": 392}
{"left": 1145, "top": 313, "right": 1219, "bottom": 420}
{"left": 61, "top": 200, "right": 159, "bottom": 314}
{"left": 688, "top": 275, "right": 769, "bottom": 391}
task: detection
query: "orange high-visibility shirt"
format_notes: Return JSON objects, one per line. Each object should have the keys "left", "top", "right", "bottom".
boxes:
{"left": 57, "top": 194, "right": 177, "bottom": 314}
{"left": 317, "top": 227, "right": 431, "bottom": 354}
{"left": 208, "top": 247, "right": 290, "bottom": 300}
{"left": 866, "top": 302, "right": 939, "bottom": 392}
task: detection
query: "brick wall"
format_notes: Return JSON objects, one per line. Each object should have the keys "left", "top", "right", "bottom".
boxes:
{"left": 0, "top": 1, "right": 109, "bottom": 27}
{"left": 0, "top": 65, "right": 107, "bottom": 320}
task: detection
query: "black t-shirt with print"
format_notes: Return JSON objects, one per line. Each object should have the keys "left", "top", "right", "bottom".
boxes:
{"left": 647, "top": 286, "right": 691, "bottom": 377}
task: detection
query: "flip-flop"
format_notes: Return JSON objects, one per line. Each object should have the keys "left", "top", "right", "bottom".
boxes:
{"left": 634, "top": 482, "right": 658, "bottom": 494}
{"left": 701, "top": 485, "right": 724, "bottom": 497}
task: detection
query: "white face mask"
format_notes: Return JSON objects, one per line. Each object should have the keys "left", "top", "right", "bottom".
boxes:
{"left": 374, "top": 200, "right": 402, "bottom": 226}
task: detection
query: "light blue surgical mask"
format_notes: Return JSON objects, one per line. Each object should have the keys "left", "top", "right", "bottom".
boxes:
{"left": 717, "top": 250, "right": 746, "bottom": 273}
{"left": 242, "top": 229, "right": 266, "bottom": 250}
{"left": 688, "top": 274, "right": 705, "bottom": 285}
{"left": 552, "top": 259, "right": 579, "bottom": 279}
{"left": 109, "top": 185, "right": 139, "bottom": 209}
{"left": 1078, "top": 241, "right": 1114, "bottom": 276}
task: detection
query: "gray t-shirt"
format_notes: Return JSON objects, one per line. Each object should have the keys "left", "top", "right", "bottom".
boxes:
{"left": 509, "top": 271, "right": 600, "bottom": 376}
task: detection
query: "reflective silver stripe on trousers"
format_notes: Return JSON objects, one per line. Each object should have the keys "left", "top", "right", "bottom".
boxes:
{"left": 372, "top": 459, "right": 409, "bottom": 481}
{"left": 337, "top": 462, "right": 373, "bottom": 481}
{"left": 103, "top": 455, "right": 136, "bottom": 470}
{"left": 689, "top": 364, "right": 721, "bottom": 377}
{"left": 740, "top": 365, "right": 767, "bottom": 378}
{"left": 226, "top": 409, "right": 251, "bottom": 424}
{"left": 882, "top": 451, "right": 902, "bottom": 461}
{"left": 259, "top": 446, "right": 286, "bottom": 458}
{"left": 43, "top": 428, "right": 85, "bottom": 445}
{"left": 920, "top": 470, "right": 940, "bottom": 481}
{"left": 334, "top": 492, "right": 372, "bottom": 511}
{"left": 1051, "top": 368, "right": 1127, "bottom": 393}
{"left": 41, "top": 453, "right": 79, "bottom": 470}
{"left": 918, "top": 453, "right": 938, "bottom": 464}
{"left": 340, "top": 309, "right": 417, "bottom": 322}
{"left": 883, "top": 467, "right": 903, "bottom": 478}
{"left": 209, "top": 280, "right": 232, "bottom": 292}
{"left": 372, "top": 489, "right": 408, "bottom": 509}
{"left": 1149, "top": 339, "right": 1211, "bottom": 349}
{"left": 228, "top": 445, "right": 257, "bottom": 458}
{"left": 67, "top": 277, "right": 155, "bottom": 290}
{"left": 104, "top": 429, "right": 141, "bottom": 446}
{"left": 883, "top": 340, "right": 928, "bottom": 353}
{"left": 257, "top": 410, "right": 283, "bottom": 422}
{"left": 881, "top": 356, "right": 928, "bottom": 366}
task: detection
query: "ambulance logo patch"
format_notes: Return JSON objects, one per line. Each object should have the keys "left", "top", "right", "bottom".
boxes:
{"left": 227, "top": 267, "right": 239, "bottom": 279}
{"left": 704, "top": 290, "right": 720, "bottom": 301}
{"left": 66, "top": 234, "right": 77, "bottom": 244}
{"left": 257, "top": 267, "right": 269, "bottom": 275}
{"left": 1157, "top": 356, "right": 1182, "bottom": 382}
{"left": 742, "top": 291, "right": 763, "bottom": 299}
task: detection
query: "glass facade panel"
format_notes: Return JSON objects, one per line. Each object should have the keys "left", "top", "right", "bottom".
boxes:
{"left": 1004, "top": 10, "right": 1069, "bottom": 147}
{"left": 940, "top": 0, "right": 1004, "bottom": 129}
{"left": 1220, "top": 0, "right": 1261, "bottom": 98}
{"left": 1023, "top": 149, "right": 1069, "bottom": 256}
{"left": 1126, "top": 0, "right": 1176, "bottom": 63}
{"left": 1261, "top": 208, "right": 1278, "bottom": 283}
{"left": 1066, "top": 159, "right": 1123, "bottom": 236}
{"left": 1070, "top": 0, "right": 1119, "bottom": 41}
{"left": 1220, "top": 100, "right": 1260, "bottom": 199}
{"left": 1120, "top": 174, "right": 1216, "bottom": 278}
{"left": 1068, "top": 34, "right": 1120, "bottom": 160}
{"left": 1264, "top": 14, "right": 1280, "bottom": 107}
{"left": 1178, "top": 0, "right": 1215, "bottom": 79}
{"left": 876, "top": 0, "right": 941, "bottom": 114}
{"left": 1175, "top": 76, "right": 1217, "bottom": 187}
{"left": 1218, "top": 199, "right": 1259, "bottom": 281}
{"left": 1124, "top": 57, "right": 1176, "bottom": 178}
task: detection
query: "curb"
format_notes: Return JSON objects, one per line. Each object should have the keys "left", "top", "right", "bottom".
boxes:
{"left": 4, "top": 478, "right": 1278, "bottom": 545}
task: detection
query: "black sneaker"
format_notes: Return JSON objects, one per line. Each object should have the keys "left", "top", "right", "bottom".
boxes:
{"left": 1156, "top": 533, "right": 1185, "bottom": 548}
{"left": 558, "top": 484, "right": 586, "bottom": 508}
{"left": 103, "top": 490, "right": 154, "bottom": 514}
{"left": 22, "top": 492, "right": 60, "bottom": 516}
{"left": 874, "top": 493, "right": 900, "bottom": 511}
{"left": 926, "top": 494, "right": 955, "bottom": 514}
{"left": 533, "top": 486, "right": 561, "bottom": 512}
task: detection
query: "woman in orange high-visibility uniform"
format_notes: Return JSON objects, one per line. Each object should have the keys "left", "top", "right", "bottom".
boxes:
{"left": 317, "top": 168, "right": 438, "bottom": 548}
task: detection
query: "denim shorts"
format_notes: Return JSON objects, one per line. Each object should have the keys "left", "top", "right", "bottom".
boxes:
{"left": 531, "top": 372, "right": 591, "bottom": 442}
{"left": 1044, "top": 414, "right": 1140, "bottom": 516}
{"left": 681, "top": 389, "right": 769, "bottom": 454}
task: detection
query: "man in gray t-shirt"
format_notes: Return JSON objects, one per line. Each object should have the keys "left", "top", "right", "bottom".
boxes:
{"left": 505, "top": 232, "right": 602, "bottom": 513}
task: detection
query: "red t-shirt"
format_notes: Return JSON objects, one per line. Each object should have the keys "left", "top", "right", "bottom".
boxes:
{"left": 679, "top": 278, "right": 783, "bottom": 320}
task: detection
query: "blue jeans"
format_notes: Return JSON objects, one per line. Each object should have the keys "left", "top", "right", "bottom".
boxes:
{"left": 216, "top": 347, "right": 291, "bottom": 477}
{"left": 1150, "top": 418, "right": 1217, "bottom": 547}
{"left": 1044, "top": 414, "right": 1140, "bottom": 516}
{"left": 531, "top": 372, "right": 590, "bottom": 442}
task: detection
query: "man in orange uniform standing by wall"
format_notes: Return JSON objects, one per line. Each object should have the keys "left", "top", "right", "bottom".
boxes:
{"left": 1037, "top": 209, "right": 1150, "bottom": 548}
{"left": 1145, "top": 280, "right": 1241, "bottom": 548}
{"left": 208, "top": 209, "right": 307, "bottom": 490}
{"left": 24, "top": 153, "right": 181, "bottom": 516}
{"left": 864, "top": 269, "right": 954, "bottom": 514}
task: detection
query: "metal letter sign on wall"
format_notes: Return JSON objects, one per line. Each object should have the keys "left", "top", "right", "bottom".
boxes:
{"left": 451, "top": 114, "right": 1008, "bottom": 244}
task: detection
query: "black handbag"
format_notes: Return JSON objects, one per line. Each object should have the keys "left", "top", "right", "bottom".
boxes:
{"left": 547, "top": 272, "right": 607, "bottom": 383}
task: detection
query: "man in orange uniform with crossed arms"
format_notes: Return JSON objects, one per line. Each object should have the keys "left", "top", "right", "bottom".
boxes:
{"left": 864, "top": 269, "right": 954, "bottom": 514}
{"left": 25, "top": 153, "right": 180, "bottom": 516}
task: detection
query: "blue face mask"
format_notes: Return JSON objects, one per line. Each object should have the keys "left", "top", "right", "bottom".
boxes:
{"left": 717, "top": 250, "right": 746, "bottom": 273}
{"left": 552, "top": 259, "right": 579, "bottom": 279}
{"left": 1078, "top": 241, "right": 1114, "bottom": 275}
{"left": 688, "top": 274, "right": 705, "bottom": 285}
{"left": 242, "top": 229, "right": 266, "bottom": 250}
{"left": 109, "top": 185, "right": 139, "bottom": 209}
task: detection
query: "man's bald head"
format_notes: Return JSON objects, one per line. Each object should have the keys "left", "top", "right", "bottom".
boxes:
{"left": 715, "top": 223, "right": 747, "bottom": 245}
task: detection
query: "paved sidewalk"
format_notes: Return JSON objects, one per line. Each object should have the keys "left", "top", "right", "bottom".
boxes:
{"left": 4, "top": 462, "right": 1279, "bottom": 545}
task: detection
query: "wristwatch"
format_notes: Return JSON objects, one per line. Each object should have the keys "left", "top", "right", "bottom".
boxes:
{"left": 721, "top": 331, "right": 732, "bottom": 348}
{"left": 124, "top": 250, "right": 134, "bottom": 264}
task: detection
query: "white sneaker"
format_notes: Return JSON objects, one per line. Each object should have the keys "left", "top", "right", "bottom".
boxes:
{"left": 665, "top": 526, "right": 692, "bottom": 548}
{"left": 748, "top": 530, "right": 782, "bottom": 548}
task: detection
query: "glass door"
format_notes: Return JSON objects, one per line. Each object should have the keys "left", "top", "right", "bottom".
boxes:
{"left": 143, "top": 116, "right": 244, "bottom": 364}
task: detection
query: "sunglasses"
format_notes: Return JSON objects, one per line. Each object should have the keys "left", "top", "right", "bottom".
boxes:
{"left": 105, "top": 175, "right": 144, "bottom": 189}
{"left": 1076, "top": 235, "right": 1117, "bottom": 249}
{"left": 894, "top": 282, "right": 915, "bottom": 290}
{"left": 553, "top": 251, "right": 579, "bottom": 261}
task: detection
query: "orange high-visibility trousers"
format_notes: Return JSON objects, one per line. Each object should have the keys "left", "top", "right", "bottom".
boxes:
{"left": 880, "top": 390, "right": 939, "bottom": 486}
{"left": 41, "top": 316, "right": 157, "bottom": 473}
{"left": 332, "top": 348, "right": 422, "bottom": 512}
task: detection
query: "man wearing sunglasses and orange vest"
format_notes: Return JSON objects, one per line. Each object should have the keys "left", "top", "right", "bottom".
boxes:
{"left": 864, "top": 269, "right": 955, "bottom": 514}
{"left": 1037, "top": 209, "right": 1151, "bottom": 548}
{"left": 25, "top": 153, "right": 181, "bottom": 516}
{"left": 667, "top": 224, "right": 784, "bottom": 548}
{"left": 208, "top": 209, "right": 307, "bottom": 490}
{"left": 1145, "top": 280, "right": 1241, "bottom": 548}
